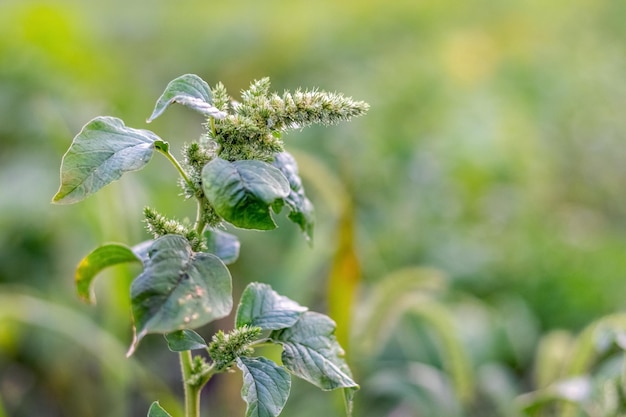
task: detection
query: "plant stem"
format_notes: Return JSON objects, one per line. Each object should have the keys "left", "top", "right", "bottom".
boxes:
{"left": 210, "top": 117, "right": 217, "bottom": 138}
{"left": 195, "top": 199, "right": 207, "bottom": 236}
{"left": 180, "top": 351, "right": 201, "bottom": 417}
{"left": 158, "top": 148, "right": 194, "bottom": 189}
{"left": 159, "top": 147, "right": 210, "bottom": 237}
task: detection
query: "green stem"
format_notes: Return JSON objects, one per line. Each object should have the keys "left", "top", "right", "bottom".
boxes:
{"left": 249, "top": 338, "right": 273, "bottom": 349}
{"left": 195, "top": 199, "right": 207, "bottom": 236}
{"left": 210, "top": 117, "right": 217, "bottom": 138}
{"left": 157, "top": 147, "right": 194, "bottom": 189}
{"left": 180, "top": 351, "right": 201, "bottom": 417}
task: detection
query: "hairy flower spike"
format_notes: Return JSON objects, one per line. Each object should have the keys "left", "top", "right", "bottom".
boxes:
{"left": 186, "top": 355, "right": 212, "bottom": 387}
{"left": 208, "top": 326, "right": 262, "bottom": 371}
{"left": 214, "top": 115, "right": 282, "bottom": 162}
{"left": 143, "top": 207, "right": 204, "bottom": 251}
{"left": 241, "top": 78, "right": 272, "bottom": 102}
{"left": 209, "top": 77, "right": 368, "bottom": 163}
{"left": 182, "top": 141, "right": 215, "bottom": 188}
{"left": 184, "top": 141, "right": 214, "bottom": 171}
{"left": 211, "top": 82, "right": 231, "bottom": 113}
{"left": 276, "top": 89, "right": 369, "bottom": 129}
{"left": 200, "top": 203, "right": 223, "bottom": 229}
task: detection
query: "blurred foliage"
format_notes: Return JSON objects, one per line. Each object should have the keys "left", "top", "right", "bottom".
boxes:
{"left": 2, "top": 0, "right": 626, "bottom": 416}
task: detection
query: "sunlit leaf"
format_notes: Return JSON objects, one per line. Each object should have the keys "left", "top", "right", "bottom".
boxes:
{"left": 201, "top": 158, "right": 290, "bottom": 230}
{"left": 235, "top": 282, "right": 307, "bottom": 330}
{"left": 53, "top": 116, "right": 160, "bottom": 204}
{"left": 75, "top": 243, "right": 141, "bottom": 304}
{"left": 128, "top": 235, "right": 232, "bottom": 355}
{"left": 147, "top": 401, "right": 172, "bottom": 417}
{"left": 165, "top": 329, "right": 208, "bottom": 352}
{"left": 237, "top": 356, "right": 291, "bottom": 417}
{"left": 204, "top": 228, "right": 240, "bottom": 264}
{"left": 272, "top": 152, "right": 314, "bottom": 241}
{"left": 272, "top": 312, "right": 358, "bottom": 391}
{"left": 147, "top": 74, "right": 226, "bottom": 122}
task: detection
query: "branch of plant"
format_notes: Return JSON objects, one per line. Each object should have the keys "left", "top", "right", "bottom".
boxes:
{"left": 180, "top": 351, "right": 202, "bottom": 417}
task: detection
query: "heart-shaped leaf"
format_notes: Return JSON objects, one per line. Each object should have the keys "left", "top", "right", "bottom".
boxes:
{"left": 128, "top": 235, "right": 232, "bottom": 355}
{"left": 236, "top": 282, "right": 307, "bottom": 331}
{"left": 204, "top": 228, "right": 240, "bottom": 265}
{"left": 237, "top": 356, "right": 291, "bottom": 417}
{"left": 272, "top": 152, "right": 314, "bottom": 241}
{"left": 147, "top": 402, "right": 172, "bottom": 417}
{"left": 202, "top": 158, "right": 290, "bottom": 230}
{"left": 147, "top": 74, "right": 226, "bottom": 122}
{"left": 53, "top": 116, "right": 161, "bottom": 204}
{"left": 75, "top": 243, "right": 142, "bottom": 304}
{"left": 271, "top": 312, "right": 358, "bottom": 391}
{"left": 165, "top": 329, "right": 208, "bottom": 352}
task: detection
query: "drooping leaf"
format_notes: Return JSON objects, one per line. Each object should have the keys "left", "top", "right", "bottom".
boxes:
{"left": 237, "top": 356, "right": 291, "bottom": 417}
{"left": 147, "top": 401, "right": 173, "bottom": 417}
{"left": 204, "top": 228, "right": 240, "bottom": 264}
{"left": 272, "top": 152, "right": 314, "bottom": 241}
{"left": 147, "top": 74, "right": 226, "bottom": 122}
{"left": 272, "top": 312, "right": 358, "bottom": 391}
{"left": 165, "top": 329, "right": 208, "bottom": 352}
{"left": 53, "top": 116, "right": 161, "bottom": 204}
{"left": 201, "top": 158, "right": 290, "bottom": 230}
{"left": 236, "top": 282, "right": 307, "bottom": 331}
{"left": 128, "top": 235, "right": 232, "bottom": 355}
{"left": 75, "top": 243, "right": 141, "bottom": 304}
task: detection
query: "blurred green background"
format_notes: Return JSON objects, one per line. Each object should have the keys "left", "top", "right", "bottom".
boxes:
{"left": 2, "top": 0, "right": 626, "bottom": 416}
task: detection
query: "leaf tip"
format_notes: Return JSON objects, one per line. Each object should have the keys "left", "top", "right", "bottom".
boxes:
{"left": 147, "top": 401, "right": 173, "bottom": 417}
{"left": 51, "top": 191, "right": 70, "bottom": 205}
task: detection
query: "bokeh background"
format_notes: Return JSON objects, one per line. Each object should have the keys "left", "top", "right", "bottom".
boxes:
{"left": 3, "top": 0, "right": 626, "bottom": 416}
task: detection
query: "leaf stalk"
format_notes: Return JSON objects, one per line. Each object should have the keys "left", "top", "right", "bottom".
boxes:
{"left": 157, "top": 147, "right": 194, "bottom": 190}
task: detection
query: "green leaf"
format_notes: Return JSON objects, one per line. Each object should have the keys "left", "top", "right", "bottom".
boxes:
{"left": 237, "top": 356, "right": 291, "bottom": 417}
{"left": 147, "top": 401, "right": 173, "bottom": 417}
{"left": 128, "top": 235, "right": 232, "bottom": 355}
{"left": 75, "top": 243, "right": 141, "bottom": 304}
{"left": 147, "top": 74, "right": 226, "bottom": 122}
{"left": 272, "top": 152, "right": 314, "bottom": 241}
{"left": 204, "top": 228, "right": 240, "bottom": 264}
{"left": 201, "top": 158, "right": 290, "bottom": 230}
{"left": 53, "top": 116, "right": 161, "bottom": 204}
{"left": 236, "top": 282, "right": 307, "bottom": 331}
{"left": 272, "top": 312, "right": 359, "bottom": 391}
{"left": 164, "top": 329, "right": 208, "bottom": 352}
